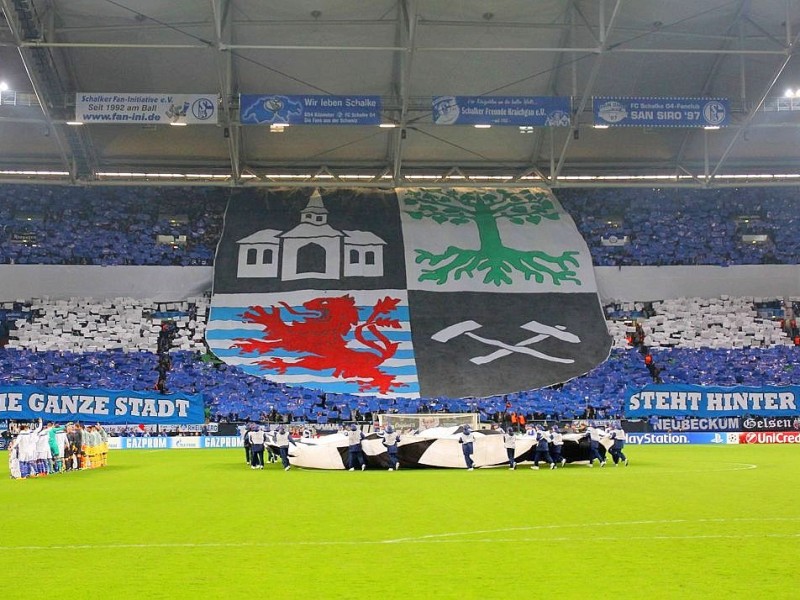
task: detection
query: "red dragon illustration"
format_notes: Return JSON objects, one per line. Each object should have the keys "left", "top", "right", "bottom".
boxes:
{"left": 232, "top": 295, "right": 405, "bottom": 394}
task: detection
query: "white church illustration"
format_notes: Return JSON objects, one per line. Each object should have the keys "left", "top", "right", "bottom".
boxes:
{"left": 236, "top": 189, "right": 386, "bottom": 280}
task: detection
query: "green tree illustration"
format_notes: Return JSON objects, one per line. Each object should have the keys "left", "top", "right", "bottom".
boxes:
{"left": 404, "top": 189, "right": 581, "bottom": 286}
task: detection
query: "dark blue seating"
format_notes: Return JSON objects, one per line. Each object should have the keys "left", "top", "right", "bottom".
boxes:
{"left": 0, "top": 185, "right": 226, "bottom": 266}
{"left": 557, "top": 187, "right": 799, "bottom": 266}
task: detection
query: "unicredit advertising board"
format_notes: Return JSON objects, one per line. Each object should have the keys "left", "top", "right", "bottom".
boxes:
{"left": 737, "top": 431, "right": 800, "bottom": 444}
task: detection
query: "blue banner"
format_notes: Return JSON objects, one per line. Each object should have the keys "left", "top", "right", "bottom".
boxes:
{"left": 240, "top": 94, "right": 381, "bottom": 125}
{"left": 0, "top": 309, "right": 31, "bottom": 321}
{"left": 0, "top": 385, "right": 204, "bottom": 424}
{"left": 625, "top": 432, "right": 729, "bottom": 445}
{"left": 432, "top": 96, "right": 571, "bottom": 126}
{"left": 626, "top": 384, "right": 800, "bottom": 418}
{"left": 593, "top": 97, "right": 730, "bottom": 128}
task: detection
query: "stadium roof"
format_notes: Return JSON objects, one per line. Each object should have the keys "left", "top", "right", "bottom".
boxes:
{"left": 0, "top": 0, "right": 799, "bottom": 188}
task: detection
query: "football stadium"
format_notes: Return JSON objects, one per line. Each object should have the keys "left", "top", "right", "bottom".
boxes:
{"left": 1, "top": 1, "right": 800, "bottom": 598}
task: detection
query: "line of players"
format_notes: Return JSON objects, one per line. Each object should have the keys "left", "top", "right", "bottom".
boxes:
{"left": 242, "top": 421, "right": 627, "bottom": 472}
{"left": 243, "top": 423, "right": 403, "bottom": 472}
{"left": 343, "top": 422, "right": 629, "bottom": 471}
{"left": 7, "top": 419, "right": 109, "bottom": 479}
{"left": 489, "top": 422, "right": 628, "bottom": 471}
{"left": 243, "top": 423, "right": 298, "bottom": 471}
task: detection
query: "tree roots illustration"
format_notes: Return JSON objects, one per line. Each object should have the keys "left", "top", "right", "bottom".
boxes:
{"left": 415, "top": 246, "right": 581, "bottom": 286}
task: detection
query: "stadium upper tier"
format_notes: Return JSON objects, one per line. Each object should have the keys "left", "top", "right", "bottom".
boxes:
{"left": 1, "top": 295, "right": 797, "bottom": 422}
{"left": 0, "top": 185, "right": 226, "bottom": 265}
{"left": 0, "top": 185, "right": 798, "bottom": 266}
{"left": 557, "top": 187, "right": 800, "bottom": 266}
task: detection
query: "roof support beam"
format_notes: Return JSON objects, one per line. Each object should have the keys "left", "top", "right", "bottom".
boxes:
{"left": 709, "top": 31, "right": 800, "bottom": 180}
{"left": 1, "top": 0, "right": 98, "bottom": 180}
{"left": 672, "top": 0, "right": 750, "bottom": 174}
{"left": 49, "top": 18, "right": 784, "bottom": 45}
{"left": 553, "top": 0, "right": 624, "bottom": 182}
{"left": 211, "top": 0, "right": 242, "bottom": 182}
{"left": 390, "top": 0, "right": 418, "bottom": 186}
{"left": 520, "top": 0, "right": 576, "bottom": 182}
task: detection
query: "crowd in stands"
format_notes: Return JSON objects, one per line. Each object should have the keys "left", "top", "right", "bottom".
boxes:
{"left": 0, "top": 184, "right": 799, "bottom": 426}
{"left": 4, "top": 297, "right": 208, "bottom": 353}
{"left": 1, "top": 295, "right": 798, "bottom": 426}
{"left": 0, "top": 184, "right": 798, "bottom": 268}
{"left": 557, "top": 187, "right": 800, "bottom": 266}
{"left": 0, "top": 185, "right": 226, "bottom": 266}
{"left": 605, "top": 296, "right": 793, "bottom": 350}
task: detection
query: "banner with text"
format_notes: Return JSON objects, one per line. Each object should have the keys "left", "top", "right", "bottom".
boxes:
{"left": 740, "top": 415, "right": 800, "bottom": 432}
{"left": 432, "top": 96, "right": 572, "bottom": 126}
{"left": 101, "top": 423, "right": 219, "bottom": 435}
{"left": 0, "top": 385, "right": 204, "bottom": 424}
{"left": 240, "top": 95, "right": 381, "bottom": 125}
{"left": 108, "top": 436, "right": 243, "bottom": 450}
{"left": 626, "top": 384, "right": 800, "bottom": 418}
{"left": 651, "top": 417, "right": 742, "bottom": 432}
{"left": 75, "top": 93, "right": 218, "bottom": 125}
{"left": 593, "top": 97, "right": 730, "bottom": 128}
{"left": 737, "top": 431, "right": 800, "bottom": 444}
{"left": 625, "top": 432, "right": 729, "bottom": 445}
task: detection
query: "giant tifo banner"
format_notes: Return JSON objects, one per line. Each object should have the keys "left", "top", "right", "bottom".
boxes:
{"left": 0, "top": 385, "right": 204, "bottom": 424}
{"left": 206, "top": 188, "right": 610, "bottom": 399}
{"left": 626, "top": 384, "right": 800, "bottom": 418}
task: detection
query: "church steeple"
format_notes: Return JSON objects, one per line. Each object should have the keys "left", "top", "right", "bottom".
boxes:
{"left": 300, "top": 189, "right": 329, "bottom": 225}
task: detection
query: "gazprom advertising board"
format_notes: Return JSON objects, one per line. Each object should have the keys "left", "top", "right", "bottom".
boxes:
{"left": 108, "top": 436, "right": 243, "bottom": 450}
{"left": 593, "top": 97, "right": 729, "bottom": 128}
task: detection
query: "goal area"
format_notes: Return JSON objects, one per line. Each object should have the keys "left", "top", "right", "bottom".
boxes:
{"left": 377, "top": 413, "right": 479, "bottom": 432}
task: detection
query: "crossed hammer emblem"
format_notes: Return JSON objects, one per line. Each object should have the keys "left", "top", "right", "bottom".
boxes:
{"left": 432, "top": 319, "right": 581, "bottom": 365}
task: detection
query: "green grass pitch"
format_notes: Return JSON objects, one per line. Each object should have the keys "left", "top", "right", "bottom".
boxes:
{"left": 1, "top": 445, "right": 798, "bottom": 599}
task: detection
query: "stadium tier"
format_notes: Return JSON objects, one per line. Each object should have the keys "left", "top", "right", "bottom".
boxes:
{"left": 1, "top": 293, "right": 797, "bottom": 423}
{"left": 1, "top": 185, "right": 798, "bottom": 423}
{"left": 557, "top": 187, "right": 800, "bottom": 266}
{"left": 0, "top": 185, "right": 226, "bottom": 266}
{"left": 0, "top": 184, "right": 798, "bottom": 267}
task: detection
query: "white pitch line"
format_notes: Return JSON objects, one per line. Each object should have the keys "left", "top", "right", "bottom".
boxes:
{"left": 647, "top": 462, "right": 758, "bottom": 474}
{"left": 404, "top": 533, "right": 800, "bottom": 544}
{"left": 2, "top": 532, "right": 800, "bottom": 552}
{"left": 2, "top": 516, "right": 799, "bottom": 551}
{"left": 381, "top": 515, "right": 797, "bottom": 543}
